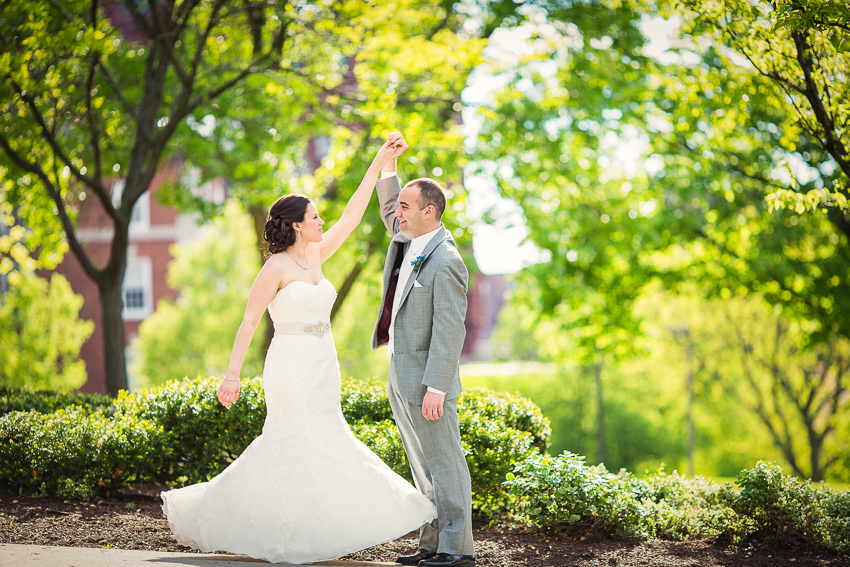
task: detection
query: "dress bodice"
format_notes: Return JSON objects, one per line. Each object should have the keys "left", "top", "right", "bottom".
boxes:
{"left": 267, "top": 278, "right": 337, "bottom": 329}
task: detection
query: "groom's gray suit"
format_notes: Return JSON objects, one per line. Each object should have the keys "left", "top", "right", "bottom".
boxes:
{"left": 371, "top": 175, "right": 474, "bottom": 556}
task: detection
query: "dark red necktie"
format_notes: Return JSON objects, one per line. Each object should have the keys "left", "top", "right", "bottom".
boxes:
{"left": 377, "top": 241, "right": 407, "bottom": 346}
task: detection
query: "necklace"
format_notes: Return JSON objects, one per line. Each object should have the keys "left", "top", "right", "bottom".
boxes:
{"left": 286, "top": 250, "right": 310, "bottom": 270}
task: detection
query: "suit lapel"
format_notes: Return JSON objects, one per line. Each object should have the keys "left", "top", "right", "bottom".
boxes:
{"left": 395, "top": 226, "right": 450, "bottom": 312}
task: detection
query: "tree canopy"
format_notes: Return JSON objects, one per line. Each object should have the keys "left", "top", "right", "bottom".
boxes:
{"left": 0, "top": 0, "right": 496, "bottom": 394}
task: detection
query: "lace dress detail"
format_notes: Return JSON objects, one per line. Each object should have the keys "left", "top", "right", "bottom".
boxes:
{"left": 161, "top": 278, "right": 436, "bottom": 564}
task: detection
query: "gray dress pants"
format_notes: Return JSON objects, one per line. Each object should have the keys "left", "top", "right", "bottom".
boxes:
{"left": 388, "top": 358, "right": 474, "bottom": 556}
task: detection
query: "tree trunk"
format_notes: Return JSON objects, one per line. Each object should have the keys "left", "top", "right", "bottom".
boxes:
{"left": 248, "top": 202, "right": 274, "bottom": 358}
{"left": 809, "top": 430, "right": 824, "bottom": 482}
{"left": 594, "top": 361, "right": 606, "bottom": 465}
{"left": 99, "top": 277, "right": 128, "bottom": 395}
{"left": 685, "top": 332, "right": 696, "bottom": 477}
{"left": 330, "top": 230, "right": 385, "bottom": 321}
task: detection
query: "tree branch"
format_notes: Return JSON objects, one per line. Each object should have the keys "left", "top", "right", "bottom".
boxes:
{"left": 792, "top": 29, "right": 850, "bottom": 179}
{"left": 85, "top": 53, "right": 104, "bottom": 186}
{"left": 11, "top": 80, "right": 116, "bottom": 220}
{"left": 96, "top": 60, "right": 142, "bottom": 128}
{"left": 0, "top": 132, "right": 101, "bottom": 281}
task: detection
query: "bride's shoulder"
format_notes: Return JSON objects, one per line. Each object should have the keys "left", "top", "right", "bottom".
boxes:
{"left": 261, "top": 253, "right": 290, "bottom": 277}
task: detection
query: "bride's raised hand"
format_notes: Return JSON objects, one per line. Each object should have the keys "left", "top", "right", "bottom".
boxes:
{"left": 387, "top": 131, "right": 408, "bottom": 157}
{"left": 217, "top": 376, "right": 240, "bottom": 409}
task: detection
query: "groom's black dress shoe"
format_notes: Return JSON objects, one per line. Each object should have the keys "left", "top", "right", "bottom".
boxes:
{"left": 396, "top": 550, "right": 438, "bottom": 565}
{"left": 419, "top": 553, "right": 476, "bottom": 567}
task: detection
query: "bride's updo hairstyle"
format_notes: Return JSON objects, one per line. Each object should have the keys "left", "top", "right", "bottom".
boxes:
{"left": 263, "top": 194, "right": 312, "bottom": 255}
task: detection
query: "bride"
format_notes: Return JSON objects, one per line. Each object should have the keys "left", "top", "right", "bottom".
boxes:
{"left": 160, "top": 132, "right": 436, "bottom": 564}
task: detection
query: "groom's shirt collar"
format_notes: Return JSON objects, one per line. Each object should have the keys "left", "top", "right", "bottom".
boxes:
{"left": 405, "top": 225, "right": 442, "bottom": 257}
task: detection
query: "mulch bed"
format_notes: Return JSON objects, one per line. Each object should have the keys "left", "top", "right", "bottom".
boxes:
{"left": 1, "top": 484, "right": 847, "bottom": 567}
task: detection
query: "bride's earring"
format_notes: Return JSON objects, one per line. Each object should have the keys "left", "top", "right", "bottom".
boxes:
{"left": 296, "top": 230, "right": 301, "bottom": 241}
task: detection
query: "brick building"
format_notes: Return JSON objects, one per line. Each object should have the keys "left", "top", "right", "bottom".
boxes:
{"left": 56, "top": 164, "right": 226, "bottom": 393}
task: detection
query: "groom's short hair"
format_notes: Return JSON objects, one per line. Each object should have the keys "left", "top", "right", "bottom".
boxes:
{"left": 406, "top": 178, "right": 447, "bottom": 219}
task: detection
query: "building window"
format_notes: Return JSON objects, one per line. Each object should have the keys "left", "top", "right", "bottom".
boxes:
{"left": 122, "top": 257, "right": 153, "bottom": 320}
{"left": 112, "top": 179, "right": 150, "bottom": 231}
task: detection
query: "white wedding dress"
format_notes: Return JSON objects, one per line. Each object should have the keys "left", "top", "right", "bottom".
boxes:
{"left": 161, "top": 278, "right": 436, "bottom": 564}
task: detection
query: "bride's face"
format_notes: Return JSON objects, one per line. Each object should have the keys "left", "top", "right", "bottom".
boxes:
{"left": 296, "top": 202, "right": 325, "bottom": 242}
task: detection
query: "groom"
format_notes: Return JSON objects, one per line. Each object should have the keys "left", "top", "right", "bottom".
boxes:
{"left": 371, "top": 132, "right": 475, "bottom": 567}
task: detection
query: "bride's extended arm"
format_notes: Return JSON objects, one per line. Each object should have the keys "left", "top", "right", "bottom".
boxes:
{"left": 218, "top": 258, "right": 284, "bottom": 408}
{"left": 315, "top": 136, "right": 406, "bottom": 263}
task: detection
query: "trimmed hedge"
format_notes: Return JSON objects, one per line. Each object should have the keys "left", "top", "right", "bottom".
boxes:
{"left": 505, "top": 455, "right": 849, "bottom": 556}
{"left": 0, "top": 385, "right": 114, "bottom": 417}
{"left": 0, "top": 408, "right": 168, "bottom": 499}
{"left": 0, "top": 379, "right": 549, "bottom": 513}
{"left": 114, "top": 378, "right": 267, "bottom": 484}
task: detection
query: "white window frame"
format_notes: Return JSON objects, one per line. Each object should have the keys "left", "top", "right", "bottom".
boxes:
{"left": 112, "top": 179, "right": 151, "bottom": 231}
{"left": 122, "top": 257, "right": 153, "bottom": 321}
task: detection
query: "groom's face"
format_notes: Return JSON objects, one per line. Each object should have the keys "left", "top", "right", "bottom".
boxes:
{"left": 396, "top": 185, "right": 428, "bottom": 237}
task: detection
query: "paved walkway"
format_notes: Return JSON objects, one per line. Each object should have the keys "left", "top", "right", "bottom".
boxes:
{"left": 0, "top": 544, "right": 398, "bottom": 567}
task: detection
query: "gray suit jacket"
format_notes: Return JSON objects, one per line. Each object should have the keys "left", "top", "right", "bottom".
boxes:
{"left": 371, "top": 176, "right": 468, "bottom": 402}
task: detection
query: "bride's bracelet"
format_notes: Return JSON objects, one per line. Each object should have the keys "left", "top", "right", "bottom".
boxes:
{"left": 223, "top": 376, "right": 240, "bottom": 382}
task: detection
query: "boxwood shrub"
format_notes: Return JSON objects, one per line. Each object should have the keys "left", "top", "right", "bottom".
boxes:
{"left": 732, "top": 460, "right": 850, "bottom": 554}
{"left": 0, "top": 408, "right": 167, "bottom": 499}
{"left": 0, "top": 385, "right": 113, "bottom": 418}
{"left": 0, "top": 379, "right": 549, "bottom": 512}
{"left": 114, "top": 377, "right": 267, "bottom": 484}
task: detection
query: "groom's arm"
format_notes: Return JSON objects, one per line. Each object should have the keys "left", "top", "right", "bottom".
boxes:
{"left": 376, "top": 171, "right": 402, "bottom": 236}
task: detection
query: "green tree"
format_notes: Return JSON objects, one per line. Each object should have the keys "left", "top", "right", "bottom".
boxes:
{"left": 471, "top": 0, "right": 850, "bottom": 473}
{"left": 0, "top": 266, "right": 93, "bottom": 392}
{"left": 132, "top": 201, "right": 263, "bottom": 387}
{"left": 638, "top": 291, "right": 850, "bottom": 482}
{"left": 0, "top": 0, "right": 300, "bottom": 394}
{"left": 671, "top": 0, "right": 850, "bottom": 215}
{"left": 1, "top": 202, "right": 93, "bottom": 390}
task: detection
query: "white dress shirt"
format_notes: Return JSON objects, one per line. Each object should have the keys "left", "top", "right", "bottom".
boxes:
{"left": 382, "top": 171, "right": 446, "bottom": 396}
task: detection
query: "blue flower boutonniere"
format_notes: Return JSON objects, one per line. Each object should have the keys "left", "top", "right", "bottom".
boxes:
{"left": 411, "top": 253, "right": 426, "bottom": 272}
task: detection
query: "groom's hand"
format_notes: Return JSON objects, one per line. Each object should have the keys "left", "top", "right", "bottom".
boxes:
{"left": 422, "top": 390, "right": 445, "bottom": 421}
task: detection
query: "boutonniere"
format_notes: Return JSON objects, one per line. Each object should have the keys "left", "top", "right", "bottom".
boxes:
{"left": 411, "top": 253, "right": 426, "bottom": 272}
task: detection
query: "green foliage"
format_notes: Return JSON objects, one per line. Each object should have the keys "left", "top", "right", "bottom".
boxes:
{"left": 487, "top": 289, "right": 850, "bottom": 482}
{"left": 637, "top": 469, "right": 752, "bottom": 541}
{"left": 505, "top": 456, "right": 850, "bottom": 555}
{"left": 0, "top": 268, "right": 93, "bottom": 391}
{"left": 461, "top": 411, "right": 537, "bottom": 515}
{"left": 637, "top": 291, "right": 850, "bottom": 483}
{"left": 114, "top": 378, "right": 267, "bottom": 484}
{"left": 459, "top": 387, "right": 551, "bottom": 453}
{"left": 463, "top": 370, "right": 682, "bottom": 474}
{"left": 0, "top": 385, "right": 113, "bottom": 418}
{"left": 0, "top": 409, "right": 167, "bottom": 499}
{"left": 132, "top": 202, "right": 264, "bottom": 386}
{"left": 473, "top": 0, "right": 850, "bottom": 373}
{"left": 818, "top": 489, "right": 850, "bottom": 556}
{"left": 505, "top": 453, "right": 655, "bottom": 539}
{"left": 0, "top": 379, "right": 548, "bottom": 513}
{"left": 669, "top": 0, "right": 850, "bottom": 213}
{"left": 734, "top": 460, "right": 826, "bottom": 547}
{"left": 0, "top": 0, "right": 497, "bottom": 393}
{"left": 340, "top": 378, "right": 395, "bottom": 423}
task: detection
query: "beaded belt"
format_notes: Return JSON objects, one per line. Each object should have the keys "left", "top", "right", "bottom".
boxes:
{"left": 276, "top": 321, "right": 332, "bottom": 338}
